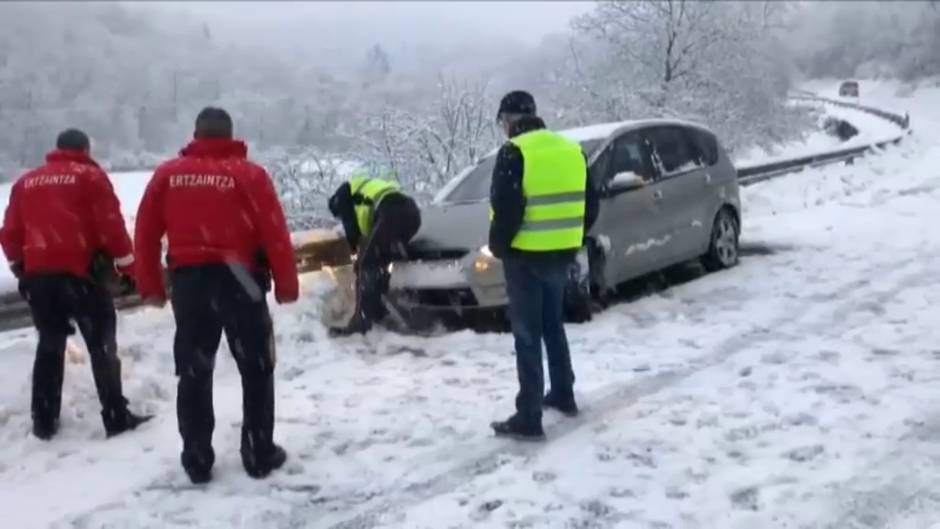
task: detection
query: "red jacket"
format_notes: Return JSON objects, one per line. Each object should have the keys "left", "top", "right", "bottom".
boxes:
{"left": 0, "top": 150, "right": 134, "bottom": 279}
{"left": 134, "top": 138, "right": 299, "bottom": 304}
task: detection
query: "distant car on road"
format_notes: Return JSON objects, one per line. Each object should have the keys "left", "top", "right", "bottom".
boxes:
{"left": 387, "top": 119, "right": 742, "bottom": 318}
{"left": 839, "top": 80, "right": 860, "bottom": 98}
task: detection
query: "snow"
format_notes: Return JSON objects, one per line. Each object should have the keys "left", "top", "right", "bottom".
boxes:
{"left": 560, "top": 120, "right": 638, "bottom": 143}
{"left": 733, "top": 99, "right": 905, "bottom": 167}
{"left": 2, "top": 79, "right": 940, "bottom": 527}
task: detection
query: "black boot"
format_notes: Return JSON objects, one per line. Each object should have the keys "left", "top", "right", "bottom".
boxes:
{"left": 181, "top": 449, "right": 215, "bottom": 485}
{"left": 103, "top": 408, "right": 154, "bottom": 438}
{"left": 490, "top": 414, "right": 545, "bottom": 441}
{"left": 242, "top": 444, "right": 288, "bottom": 479}
{"left": 327, "top": 310, "right": 371, "bottom": 337}
{"left": 32, "top": 418, "right": 60, "bottom": 441}
{"left": 544, "top": 391, "right": 579, "bottom": 417}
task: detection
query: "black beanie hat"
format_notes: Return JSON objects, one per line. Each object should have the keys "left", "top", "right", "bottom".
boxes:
{"left": 497, "top": 90, "right": 536, "bottom": 119}
{"left": 56, "top": 128, "right": 90, "bottom": 151}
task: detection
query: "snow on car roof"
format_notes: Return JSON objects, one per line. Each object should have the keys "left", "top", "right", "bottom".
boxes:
{"left": 477, "top": 118, "right": 712, "bottom": 159}
{"left": 558, "top": 120, "right": 641, "bottom": 142}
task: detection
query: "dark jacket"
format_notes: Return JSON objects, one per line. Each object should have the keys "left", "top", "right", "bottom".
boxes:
{"left": 328, "top": 182, "right": 362, "bottom": 250}
{"left": 327, "top": 181, "right": 410, "bottom": 252}
{"left": 488, "top": 116, "right": 600, "bottom": 260}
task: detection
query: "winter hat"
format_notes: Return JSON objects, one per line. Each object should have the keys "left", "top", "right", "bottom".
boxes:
{"left": 56, "top": 128, "right": 90, "bottom": 151}
{"left": 497, "top": 90, "right": 536, "bottom": 119}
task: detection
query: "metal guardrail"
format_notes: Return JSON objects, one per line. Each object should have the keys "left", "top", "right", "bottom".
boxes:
{"left": 736, "top": 94, "right": 911, "bottom": 187}
{"left": 0, "top": 94, "right": 913, "bottom": 332}
{"left": 0, "top": 237, "right": 351, "bottom": 333}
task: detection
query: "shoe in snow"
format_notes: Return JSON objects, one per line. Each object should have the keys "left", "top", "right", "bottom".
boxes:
{"left": 104, "top": 409, "right": 154, "bottom": 438}
{"left": 543, "top": 392, "right": 579, "bottom": 417}
{"left": 328, "top": 316, "right": 371, "bottom": 337}
{"left": 181, "top": 449, "right": 215, "bottom": 485}
{"left": 243, "top": 444, "right": 288, "bottom": 479}
{"left": 184, "top": 465, "right": 212, "bottom": 485}
{"left": 32, "top": 418, "right": 60, "bottom": 441}
{"left": 490, "top": 415, "right": 545, "bottom": 441}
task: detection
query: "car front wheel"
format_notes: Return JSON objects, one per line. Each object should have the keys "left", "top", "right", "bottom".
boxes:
{"left": 701, "top": 208, "right": 740, "bottom": 271}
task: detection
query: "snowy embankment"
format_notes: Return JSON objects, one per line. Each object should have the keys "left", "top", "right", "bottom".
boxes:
{"left": 732, "top": 96, "right": 903, "bottom": 168}
{"left": 0, "top": 79, "right": 938, "bottom": 528}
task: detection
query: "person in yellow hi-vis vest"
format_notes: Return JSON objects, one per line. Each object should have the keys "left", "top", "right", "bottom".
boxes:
{"left": 489, "top": 91, "right": 599, "bottom": 441}
{"left": 327, "top": 173, "right": 421, "bottom": 335}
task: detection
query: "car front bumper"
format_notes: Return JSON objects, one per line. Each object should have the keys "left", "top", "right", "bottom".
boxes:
{"left": 389, "top": 251, "right": 509, "bottom": 311}
{"left": 388, "top": 248, "right": 590, "bottom": 312}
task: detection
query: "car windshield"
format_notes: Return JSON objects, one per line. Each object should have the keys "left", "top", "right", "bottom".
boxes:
{"left": 442, "top": 138, "right": 604, "bottom": 203}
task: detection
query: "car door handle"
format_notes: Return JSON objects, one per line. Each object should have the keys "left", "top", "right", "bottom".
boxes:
{"left": 653, "top": 190, "right": 664, "bottom": 200}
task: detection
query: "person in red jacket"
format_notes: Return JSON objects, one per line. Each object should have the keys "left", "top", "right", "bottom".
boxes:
{"left": 134, "top": 107, "right": 299, "bottom": 484}
{"left": 0, "top": 129, "right": 152, "bottom": 440}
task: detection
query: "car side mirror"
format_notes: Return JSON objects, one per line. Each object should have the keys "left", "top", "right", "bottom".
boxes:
{"left": 607, "top": 171, "right": 646, "bottom": 194}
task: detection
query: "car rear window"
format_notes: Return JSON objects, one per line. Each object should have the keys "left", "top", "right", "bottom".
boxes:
{"left": 647, "top": 127, "right": 702, "bottom": 176}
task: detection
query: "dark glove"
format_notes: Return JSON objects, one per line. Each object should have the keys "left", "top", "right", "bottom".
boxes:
{"left": 255, "top": 250, "right": 273, "bottom": 293}
{"left": 90, "top": 252, "right": 116, "bottom": 287}
{"left": 116, "top": 274, "right": 136, "bottom": 296}
{"left": 10, "top": 261, "right": 23, "bottom": 279}
{"left": 328, "top": 182, "right": 352, "bottom": 219}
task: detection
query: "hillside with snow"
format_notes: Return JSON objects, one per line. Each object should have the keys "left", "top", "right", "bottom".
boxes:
{"left": 0, "top": 78, "right": 936, "bottom": 528}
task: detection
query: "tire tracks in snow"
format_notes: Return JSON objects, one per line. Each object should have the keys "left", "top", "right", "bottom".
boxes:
{"left": 815, "top": 411, "right": 940, "bottom": 529}
{"left": 292, "top": 255, "right": 932, "bottom": 529}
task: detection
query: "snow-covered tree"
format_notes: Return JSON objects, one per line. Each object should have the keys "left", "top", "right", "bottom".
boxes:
{"left": 564, "top": 0, "right": 807, "bottom": 151}
{"left": 264, "top": 148, "right": 358, "bottom": 230}
{"left": 355, "top": 74, "right": 499, "bottom": 200}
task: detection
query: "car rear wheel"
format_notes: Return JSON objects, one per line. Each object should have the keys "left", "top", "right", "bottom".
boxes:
{"left": 701, "top": 208, "right": 739, "bottom": 272}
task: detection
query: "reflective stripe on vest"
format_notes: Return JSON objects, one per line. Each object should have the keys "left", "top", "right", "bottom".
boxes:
{"left": 350, "top": 177, "right": 400, "bottom": 235}
{"left": 490, "top": 130, "right": 586, "bottom": 251}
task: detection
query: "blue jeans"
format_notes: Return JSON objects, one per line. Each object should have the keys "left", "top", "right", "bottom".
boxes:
{"left": 503, "top": 255, "right": 576, "bottom": 425}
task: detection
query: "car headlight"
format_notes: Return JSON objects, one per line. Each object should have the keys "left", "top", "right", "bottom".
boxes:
{"left": 474, "top": 245, "right": 494, "bottom": 273}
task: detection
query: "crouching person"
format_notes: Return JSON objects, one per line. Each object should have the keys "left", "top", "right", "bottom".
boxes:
{"left": 134, "top": 108, "right": 299, "bottom": 484}
{"left": 327, "top": 174, "right": 421, "bottom": 336}
{"left": 0, "top": 129, "right": 152, "bottom": 440}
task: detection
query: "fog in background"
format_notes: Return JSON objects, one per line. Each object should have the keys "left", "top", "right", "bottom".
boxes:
{"left": 162, "top": 1, "right": 593, "bottom": 52}
{"left": 0, "top": 1, "right": 937, "bottom": 226}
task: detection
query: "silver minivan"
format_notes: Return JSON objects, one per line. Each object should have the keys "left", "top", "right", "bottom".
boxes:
{"left": 386, "top": 118, "right": 742, "bottom": 316}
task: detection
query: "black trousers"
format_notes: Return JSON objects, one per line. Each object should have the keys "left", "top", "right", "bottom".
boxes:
{"left": 169, "top": 264, "right": 277, "bottom": 473}
{"left": 502, "top": 255, "right": 576, "bottom": 425}
{"left": 21, "top": 274, "right": 128, "bottom": 428}
{"left": 355, "top": 194, "right": 422, "bottom": 325}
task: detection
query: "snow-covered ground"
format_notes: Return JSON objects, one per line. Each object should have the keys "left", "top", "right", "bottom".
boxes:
{"left": 1, "top": 79, "right": 939, "bottom": 528}
{"left": 732, "top": 99, "right": 904, "bottom": 168}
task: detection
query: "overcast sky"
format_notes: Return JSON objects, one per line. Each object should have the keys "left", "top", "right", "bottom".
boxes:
{"left": 161, "top": 1, "right": 592, "bottom": 46}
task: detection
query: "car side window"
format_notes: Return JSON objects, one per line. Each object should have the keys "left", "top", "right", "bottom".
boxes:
{"left": 608, "top": 132, "right": 654, "bottom": 183}
{"left": 589, "top": 144, "right": 612, "bottom": 188}
{"left": 647, "top": 127, "right": 702, "bottom": 179}
{"left": 688, "top": 128, "right": 719, "bottom": 167}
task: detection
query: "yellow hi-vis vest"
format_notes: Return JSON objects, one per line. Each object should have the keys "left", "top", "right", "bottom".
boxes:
{"left": 350, "top": 176, "right": 400, "bottom": 236}
{"left": 490, "top": 130, "right": 587, "bottom": 251}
